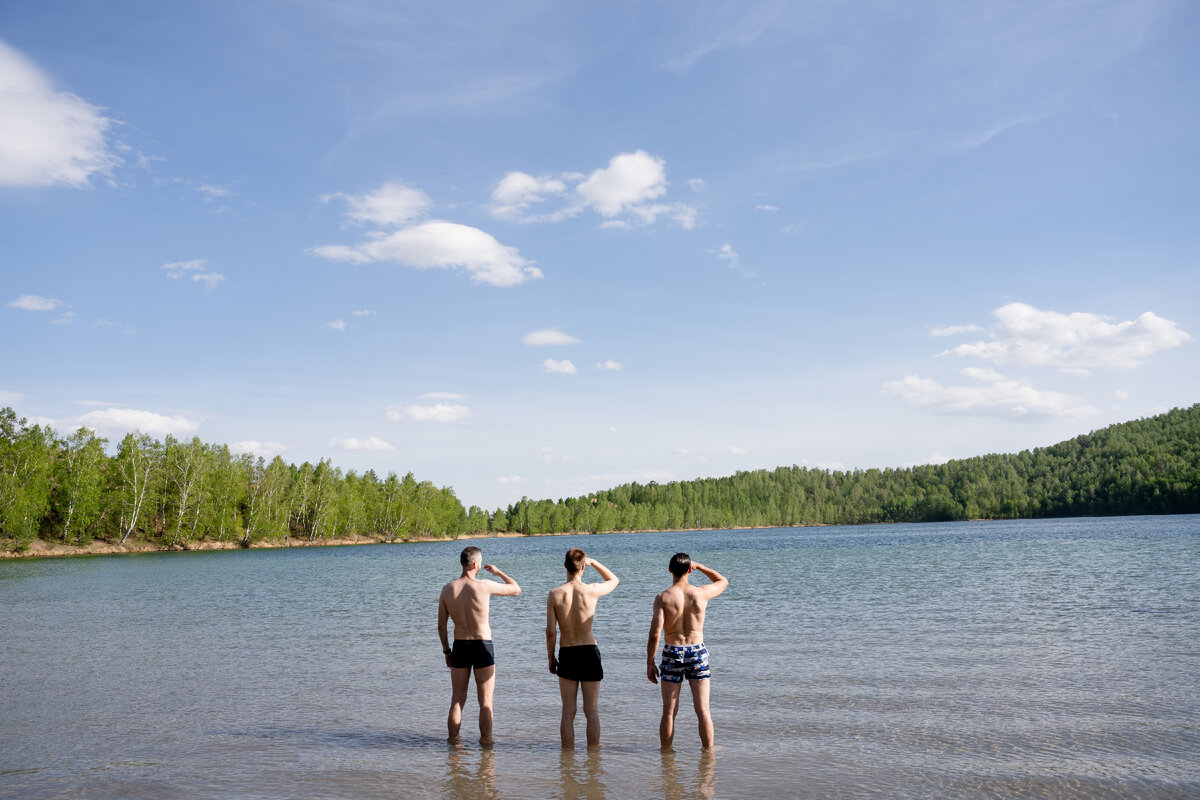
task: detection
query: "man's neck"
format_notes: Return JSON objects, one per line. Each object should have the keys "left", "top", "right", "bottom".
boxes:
{"left": 566, "top": 572, "right": 583, "bottom": 584}
{"left": 461, "top": 567, "right": 479, "bottom": 579}
{"left": 672, "top": 575, "right": 691, "bottom": 587}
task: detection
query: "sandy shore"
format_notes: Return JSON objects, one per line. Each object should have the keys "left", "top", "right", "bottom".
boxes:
{"left": 0, "top": 525, "right": 785, "bottom": 560}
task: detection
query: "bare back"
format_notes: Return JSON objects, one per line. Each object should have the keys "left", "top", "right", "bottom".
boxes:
{"left": 548, "top": 583, "right": 603, "bottom": 647}
{"left": 656, "top": 583, "right": 712, "bottom": 645}
{"left": 440, "top": 577, "right": 495, "bottom": 640}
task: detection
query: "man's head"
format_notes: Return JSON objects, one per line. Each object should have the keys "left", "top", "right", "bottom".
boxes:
{"left": 565, "top": 547, "right": 586, "bottom": 575}
{"left": 669, "top": 552, "right": 692, "bottom": 577}
{"left": 460, "top": 546, "right": 482, "bottom": 569}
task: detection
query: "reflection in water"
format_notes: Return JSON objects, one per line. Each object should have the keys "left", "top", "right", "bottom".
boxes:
{"left": 443, "top": 744, "right": 499, "bottom": 800}
{"left": 559, "top": 748, "right": 606, "bottom": 800}
{"left": 661, "top": 749, "right": 717, "bottom": 799}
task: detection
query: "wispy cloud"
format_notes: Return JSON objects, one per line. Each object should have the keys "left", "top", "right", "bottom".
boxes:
{"left": 0, "top": 40, "right": 119, "bottom": 188}
{"left": 330, "top": 436, "right": 395, "bottom": 451}
{"left": 523, "top": 328, "right": 581, "bottom": 346}
{"left": 75, "top": 407, "right": 200, "bottom": 437}
{"left": 884, "top": 369, "right": 1096, "bottom": 421}
{"left": 417, "top": 392, "right": 466, "bottom": 400}
{"left": 929, "top": 323, "right": 982, "bottom": 337}
{"left": 7, "top": 294, "right": 63, "bottom": 312}
{"left": 327, "top": 319, "right": 347, "bottom": 332}
{"left": 230, "top": 440, "right": 289, "bottom": 458}
{"left": 715, "top": 243, "right": 757, "bottom": 278}
{"left": 595, "top": 360, "right": 623, "bottom": 371}
{"left": 541, "top": 358, "right": 577, "bottom": 375}
{"left": 938, "top": 302, "right": 1190, "bottom": 375}
{"left": 490, "top": 150, "right": 697, "bottom": 230}
{"left": 162, "top": 259, "right": 224, "bottom": 289}
{"left": 386, "top": 403, "right": 471, "bottom": 423}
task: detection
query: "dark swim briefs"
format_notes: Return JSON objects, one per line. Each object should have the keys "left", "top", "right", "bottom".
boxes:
{"left": 557, "top": 644, "right": 604, "bottom": 682}
{"left": 450, "top": 639, "right": 495, "bottom": 669}
{"left": 660, "top": 642, "right": 710, "bottom": 683}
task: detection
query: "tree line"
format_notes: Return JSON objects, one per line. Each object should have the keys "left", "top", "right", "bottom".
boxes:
{"left": 2, "top": 404, "right": 1198, "bottom": 551}
{"left": 0, "top": 407, "right": 475, "bottom": 549}
{"left": 491, "top": 404, "right": 1200, "bottom": 534}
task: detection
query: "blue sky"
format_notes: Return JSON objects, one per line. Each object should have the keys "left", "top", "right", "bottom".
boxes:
{"left": 2, "top": 1, "right": 1197, "bottom": 510}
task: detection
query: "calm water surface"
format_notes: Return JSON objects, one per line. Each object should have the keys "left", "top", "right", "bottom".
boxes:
{"left": 2, "top": 516, "right": 1198, "bottom": 799}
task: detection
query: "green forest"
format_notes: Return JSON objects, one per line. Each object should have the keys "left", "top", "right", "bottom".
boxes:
{"left": 2, "top": 404, "right": 1198, "bottom": 552}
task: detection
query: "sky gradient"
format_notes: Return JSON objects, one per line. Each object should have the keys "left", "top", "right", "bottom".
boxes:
{"left": 2, "top": 1, "right": 1198, "bottom": 510}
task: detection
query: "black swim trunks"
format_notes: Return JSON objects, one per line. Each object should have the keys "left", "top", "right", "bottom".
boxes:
{"left": 450, "top": 639, "right": 495, "bottom": 669}
{"left": 557, "top": 644, "right": 603, "bottom": 682}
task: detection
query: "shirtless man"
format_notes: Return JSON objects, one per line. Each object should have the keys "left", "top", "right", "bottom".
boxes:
{"left": 646, "top": 552, "right": 728, "bottom": 749}
{"left": 545, "top": 548, "right": 619, "bottom": 748}
{"left": 438, "top": 546, "right": 521, "bottom": 744}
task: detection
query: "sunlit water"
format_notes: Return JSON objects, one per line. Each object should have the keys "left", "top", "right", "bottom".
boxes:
{"left": 2, "top": 516, "right": 1198, "bottom": 799}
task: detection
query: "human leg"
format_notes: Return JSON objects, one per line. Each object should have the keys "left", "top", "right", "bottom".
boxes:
{"left": 660, "top": 680, "right": 682, "bottom": 748}
{"left": 559, "top": 677, "right": 579, "bottom": 747}
{"left": 474, "top": 664, "right": 496, "bottom": 744}
{"left": 689, "top": 677, "right": 714, "bottom": 747}
{"left": 447, "top": 666, "right": 471, "bottom": 742}
{"left": 581, "top": 680, "right": 601, "bottom": 747}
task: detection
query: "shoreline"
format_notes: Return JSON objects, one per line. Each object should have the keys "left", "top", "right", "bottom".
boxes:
{"left": 0, "top": 524, "right": 798, "bottom": 561}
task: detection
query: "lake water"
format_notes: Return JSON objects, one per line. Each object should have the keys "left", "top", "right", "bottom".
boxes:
{"left": 2, "top": 516, "right": 1198, "bottom": 799}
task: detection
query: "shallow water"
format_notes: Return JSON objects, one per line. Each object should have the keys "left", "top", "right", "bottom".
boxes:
{"left": 2, "top": 516, "right": 1198, "bottom": 799}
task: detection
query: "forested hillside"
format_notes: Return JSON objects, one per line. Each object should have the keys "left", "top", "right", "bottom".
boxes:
{"left": 2, "top": 404, "right": 1198, "bottom": 552}
{"left": 493, "top": 404, "right": 1200, "bottom": 534}
{"left": 0, "top": 408, "right": 476, "bottom": 550}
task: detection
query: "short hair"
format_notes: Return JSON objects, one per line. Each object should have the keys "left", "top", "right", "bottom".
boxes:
{"left": 460, "top": 546, "right": 482, "bottom": 568}
{"left": 565, "top": 547, "right": 586, "bottom": 574}
{"left": 669, "top": 552, "right": 691, "bottom": 577}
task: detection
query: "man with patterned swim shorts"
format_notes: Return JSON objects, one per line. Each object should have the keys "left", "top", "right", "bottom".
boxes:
{"left": 647, "top": 552, "right": 728, "bottom": 749}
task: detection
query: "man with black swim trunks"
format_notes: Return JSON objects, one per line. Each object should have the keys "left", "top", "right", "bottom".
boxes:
{"left": 438, "top": 546, "right": 521, "bottom": 744}
{"left": 546, "top": 548, "right": 619, "bottom": 747}
{"left": 647, "top": 552, "right": 728, "bottom": 749}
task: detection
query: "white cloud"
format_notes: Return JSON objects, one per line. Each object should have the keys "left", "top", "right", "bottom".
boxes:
{"left": 351, "top": 309, "right": 376, "bottom": 316}
{"left": 386, "top": 403, "right": 472, "bottom": 423}
{"left": 194, "top": 182, "right": 232, "bottom": 199}
{"left": 716, "top": 243, "right": 757, "bottom": 278}
{"left": 541, "top": 358, "right": 577, "bottom": 375}
{"left": 162, "top": 259, "right": 208, "bottom": 278}
{"left": 929, "top": 323, "right": 982, "bottom": 337}
{"left": 729, "top": 446, "right": 749, "bottom": 455}
{"left": 497, "top": 475, "right": 527, "bottom": 485}
{"left": 417, "top": 392, "right": 466, "bottom": 400}
{"left": 51, "top": 311, "right": 75, "bottom": 325}
{"left": 782, "top": 223, "right": 802, "bottom": 234}
{"left": 0, "top": 389, "right": 25, "bottom": 404}
{"left": 76, "top": 407, "right": 200, "bottom": 437}
{"left": 576, "top": 150, "right": 667, "bottom": 216}
{"left": 327, "top": 319, "right": 347, "bottom": 332}
{"left": 72, "top": 399, "right": 118, "bottom": 406}
{"left": 313, "top": 220, "right": 542, "bottom": 287}
{"left": 939, "top": 302, "right": 1190, "bottom": 374}
{"left": 7, "top": 294, "right": 63, "bottom": 311}
{"left": 0, "top": 40, "right": 119, "bottom": 187}
{"left": 601, "top": 426, "right": 620, "bottom": 434}
{"left": 884, "top": 370, "right": 1096, "bottom": 421}
{"left": 328, "top": 181, "right": 432, "bottom": 227}
{"left": 595, "top": 360, "right": 624, "bottom": 371}
{"left": 191, "top": 271, "right": 225, "bottom": 289}
{"left": 163, "top": 259, "right": 223, "bottom": 289}
{"left": 491, "top": 171, "right": 567, "bottom": 219}
{"left": 329, "top": 436, "right": 395, "bottom": 452}
{"left": 492, "top": 150, "right": 697, "bottom": 229}
{"left": 541, "top": 445, "right": 571, "bottom": 463}
{"left": 523, "top": 328, "right": 581, "bottom": 346}
{"left": 1114, "top": 390, "right": 1130, "bottom": 400}
{"left": 309, "top": 244, "right": 372, "bottom": 264}
{"left": 755, "top": 204, "right": 779, "bottom": 212}
{"left": 230, "top": 440, "right": 289, "bottom": 458}
{"left": 688, "top": 178, "right": 707, "bottom": 192}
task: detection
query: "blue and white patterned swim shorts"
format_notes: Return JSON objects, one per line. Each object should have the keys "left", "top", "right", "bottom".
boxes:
{"left": 660, "top": 642, "right": 710, "bottom": 683}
